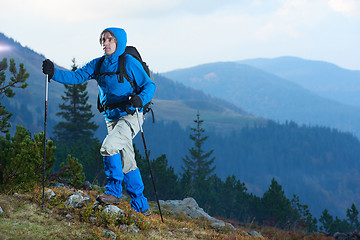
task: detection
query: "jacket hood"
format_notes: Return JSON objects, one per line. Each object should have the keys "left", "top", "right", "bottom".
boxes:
{"left": 104, "top": 27, "right": 127, "bottom": 57}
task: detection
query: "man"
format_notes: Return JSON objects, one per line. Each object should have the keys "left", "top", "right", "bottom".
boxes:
{"left": 42, "top": 27, "right": 155, "bottom": 216}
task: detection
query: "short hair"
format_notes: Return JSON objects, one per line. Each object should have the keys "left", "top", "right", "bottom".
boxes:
{"left": 99, "top": 30, "right": 118, "bottom": 46}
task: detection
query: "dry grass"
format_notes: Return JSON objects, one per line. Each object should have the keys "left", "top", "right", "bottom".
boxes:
{"left": 0, "top": 186, "right": 333, "bottom": 240}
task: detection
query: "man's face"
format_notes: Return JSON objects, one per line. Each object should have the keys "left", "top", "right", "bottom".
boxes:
{"left": 101, "top": 32, "right": 117, "bottom": 56}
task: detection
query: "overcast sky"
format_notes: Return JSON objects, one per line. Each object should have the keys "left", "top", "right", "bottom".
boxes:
{"left": 1, "top": 0, "right": 359, "bottom": 72}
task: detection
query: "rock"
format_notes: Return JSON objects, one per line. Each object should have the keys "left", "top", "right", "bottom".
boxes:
{"left": 334, "top": 231, "right": 360, "bottom": 240}
{"left": 334, "top": 232, "right": 348, "bottom": 240}
{"left": 226, "top": 222, "right": 237, "bottom": 231}
{"left": 128, "top": 223, "right": 140, "bottom": 233}
{"left": 83, "top": 181, "right": 92, "bottom": 190}
{"left": 93, "top": 201, "right": 101, "bottom": 209}
{"left": 75, "top": 190, "right": 84, "bottom": 196}
{"left": 160, "top": 197, "right": 236, "bottom": 230}
{"left": 160, "top": 197, "right": 211, "bottom": 219}
{"left": 353, "top": 230, "right": 360, "bottom": 239}
{"left": 102, "top": 205, "right": 124, "bottom": 218}
{"left": 119, "top": 224, "right": 140, "bottom": 234}
{"left": 48, "top": 182, "right": 68, "bottom": 188}
{"left": 45, "top": 189, "right": 56, "bottom": 200}
{"left": 0, "top": 206, "right": 3, "bottom": 214}
{"left": 211, "top": 220, "right": 226, "bottom": 228}
{"left": 83, "top": 197, "right": 92, "bottom": 204}
{"left": 102, "top": 229, "right": 117, "bottom": 240}
{"left": 250, "top": 231, "right": 264, "bottom": 238}
{"left": 65, "top": 194, "right": 84, "bottom": 208}
{"left": 89, "top": 216, "right": 97, "bottom": 224}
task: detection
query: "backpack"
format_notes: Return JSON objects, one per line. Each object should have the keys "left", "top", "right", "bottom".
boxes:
{"left": 95, "top": 46, "right": 154, "bottom": 121}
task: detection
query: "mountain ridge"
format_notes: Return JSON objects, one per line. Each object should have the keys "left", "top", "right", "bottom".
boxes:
{"left": 162, "top": 60, "right": 360, "bottom": 138}
{"left": 238, "top": 56, "right": 360, "bottom": 108}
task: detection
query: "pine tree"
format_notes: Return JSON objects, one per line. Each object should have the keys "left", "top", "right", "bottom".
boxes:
{"left": 0, "top": 126, "right": 56, "bottom": 192}
{"left": 181, "top": 111, "right": 215, "bottom": 204}
{"left": 53, "top": 59, "right": 102, "bottom": 183}
{"left": 261, "top": 178, "right": 297, "bottom": 227}
{"left": 319, "top": 209, "right": 334, "bottom": 232}
{"left": 0, "top": 58, "right": 29, "bottom": 134}
{"left": 182, "top": 111, "right": 215, "bottom": 180}
{"left": 347, "top": 203, "right": 360, "bottom": 230}
{"left": 53, "top": 58, "right": 98, "bottom": 142}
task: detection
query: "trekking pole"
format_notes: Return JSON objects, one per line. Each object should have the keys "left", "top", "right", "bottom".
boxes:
{"left": 135, "top": 108, "right": 164, "bottom": 223}
{"left": 41, "top": 74, "right": 49, "bottom": 207}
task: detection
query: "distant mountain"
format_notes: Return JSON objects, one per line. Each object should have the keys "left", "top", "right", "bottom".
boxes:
{"left": 238, "top": 56, "right": 360, "bottom": 108}
{"left": 162, "top": 61, "right": 360, "bottom": 138}
{"left": 152, "top": 74, "right": 266, "bottom": 133}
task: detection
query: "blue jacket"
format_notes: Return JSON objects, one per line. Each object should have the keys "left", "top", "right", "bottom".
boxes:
{"left": 52, "top": 27, "right": 156, "bottom": 121}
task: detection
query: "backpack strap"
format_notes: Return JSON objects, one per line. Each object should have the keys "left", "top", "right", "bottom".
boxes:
{"left": 119, "top": 53, "right": 137, "bottom": 92}
{"left": 95, "top": 56, "right": 105, "bottom": 81}
{"left": 95, "top": 54, "right": 125, "bottom": 83}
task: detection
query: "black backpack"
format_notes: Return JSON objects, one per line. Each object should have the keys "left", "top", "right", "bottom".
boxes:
{"left": 95, "top": 46, "right": 154, "bottom": 120}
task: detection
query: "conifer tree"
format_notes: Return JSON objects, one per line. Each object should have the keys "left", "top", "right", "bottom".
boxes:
{"left": 53, "top": 58, "right": 98, "bottom": 141}
{"left": 181, "top": 111, "right": 215, "bottom": 203}
{"left": 319, "top": 209, "right": 334, "bottom": 232}
{"left": 261, "top": 178, "right": 297, "bottom": 227}
{"left": 347, "top": 203, "right": 360, "bottom": 230}
{"left": 53, "top": 59, "right": 102, "bottom": 183}
{"left": 182, "top": 111, "right": 215, "bottom": 180}
{"left": 0, "top": 126, "right": 56, "bottom": 192}
{"left": 0, "top": 58, "right": 29, "bottom": 134}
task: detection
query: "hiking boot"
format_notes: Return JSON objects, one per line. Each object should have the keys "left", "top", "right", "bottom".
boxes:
{"left": 141, "top": 208, "right": 152, "bottom": 217}
{"left": 96, "top": 193, "right": 121, "bottom": 205}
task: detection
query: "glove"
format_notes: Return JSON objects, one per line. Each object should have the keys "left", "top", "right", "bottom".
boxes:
{"left": 129, "top": 95, "right": 143, "bottom": 108}
{"left": 42, "top": 59, "right": 55, "bottom": 79}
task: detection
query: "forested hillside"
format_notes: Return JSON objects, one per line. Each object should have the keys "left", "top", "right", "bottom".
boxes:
{"left": 135, "top": 118, "right": 360, "bottom": 218}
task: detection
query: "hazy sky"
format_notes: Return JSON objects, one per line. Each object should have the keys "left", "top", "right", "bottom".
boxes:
{"left": 1, "top": 0, "right": 359, "bottom": 72}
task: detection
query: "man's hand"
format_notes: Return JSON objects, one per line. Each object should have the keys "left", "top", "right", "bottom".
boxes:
{"left": 129, "top": 95, "right": 143, "bottom": 108}
{"left": 42, "top": 59, "right": 55, "bottom": 79}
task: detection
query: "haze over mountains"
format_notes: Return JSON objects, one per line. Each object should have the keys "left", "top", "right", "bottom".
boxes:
{"left": 163, "top": 60, "right": 360, "bottom": 138}
{"left": 1, "top": 32, "right": 360, "bottom": 219}
{"left": 239, "top": 57, "right": 360, "bottom": 108}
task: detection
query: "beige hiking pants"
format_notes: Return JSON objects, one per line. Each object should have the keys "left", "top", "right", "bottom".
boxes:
{"left": 100, "top": 112, "right": 143, "bottom": 174}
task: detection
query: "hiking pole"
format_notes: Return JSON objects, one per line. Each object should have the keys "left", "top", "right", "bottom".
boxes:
{"left": 135, "top": 108, "right": 164, "bottom": 223}
{"left": 41, "top": 74, "right": 49, "bottom": 207}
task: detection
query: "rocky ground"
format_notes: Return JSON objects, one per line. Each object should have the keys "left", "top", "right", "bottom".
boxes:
{"left": 0, "top": 185, "right": 333, "bottom": 240}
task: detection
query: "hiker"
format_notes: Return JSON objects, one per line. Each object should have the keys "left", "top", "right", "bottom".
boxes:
{"left": 42, "top": 27, "right": 155, "bottom": 216}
